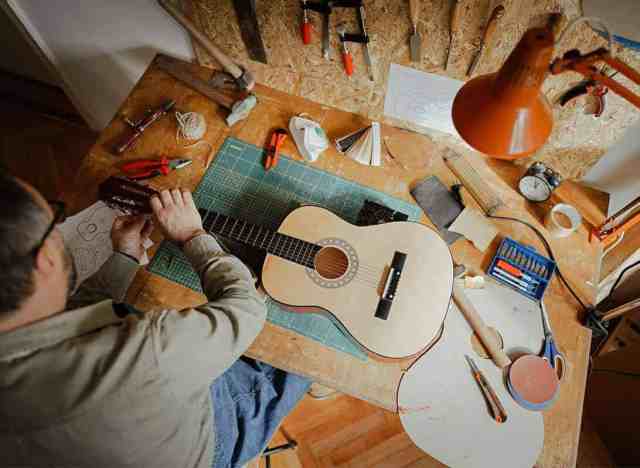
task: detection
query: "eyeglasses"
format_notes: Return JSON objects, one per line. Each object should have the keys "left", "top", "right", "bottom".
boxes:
{"left": 31, "top": 201, "right": 66, "bottom": 257}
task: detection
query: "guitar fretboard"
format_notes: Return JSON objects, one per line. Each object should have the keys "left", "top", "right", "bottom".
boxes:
{"left": 200, "top": 209, "right": 321, "bottom": 268}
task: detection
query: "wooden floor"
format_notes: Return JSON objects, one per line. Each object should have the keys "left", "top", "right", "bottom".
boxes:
{"left": 0, "top": 102, "right": 616, "bottom": 468}
{"left": 257, "top": 392, "right": 616, "bottom": 468}
{"left": 0, "top": 103, "right": 96, "bottom": 200}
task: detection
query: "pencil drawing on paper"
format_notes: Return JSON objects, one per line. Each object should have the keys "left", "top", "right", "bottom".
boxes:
{"left": 59, "top": 202, "right": 119, "bottom": 284}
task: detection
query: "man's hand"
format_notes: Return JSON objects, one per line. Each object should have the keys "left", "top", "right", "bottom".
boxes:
{"left": 150, "top": 189, "right": 205, "bottom": 245}
{"left": 111, "top": 215, "right": 154, "bottom": 262}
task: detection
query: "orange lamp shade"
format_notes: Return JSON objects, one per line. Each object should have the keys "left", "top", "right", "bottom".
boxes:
{"left": 452, "top": 28, "right": 555, "bottom": 159}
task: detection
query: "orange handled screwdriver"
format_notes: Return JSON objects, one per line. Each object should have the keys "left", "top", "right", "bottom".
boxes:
{"left": 301, "top": 0, "right": 312, "bottom": 45}
{"left": 337, "top": 24, "right": 354, "bottom": 77}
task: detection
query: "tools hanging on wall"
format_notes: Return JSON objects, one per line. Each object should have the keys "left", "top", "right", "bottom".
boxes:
{"left": 466, "top": 4, "right": 505, "bottom": 77}
{"left": 445, "top": 0, "right": 464, "bottom": 70}
{"left": 408, "top": 0, "right": 423, "bottom": 62}
{"left": 301, "top": 0, "right": 312, "bottom": 44}
{"left": 301, "top": 0, "right": 374, "bottom": 80}
{"left": 560, "top": 77, "right": 610, "bottom": 117}
{"left": 232, "top": 0, "right": 268, "bottom": 64}
{"left": 337, "top": 23, "right": 354, "bottom": 76}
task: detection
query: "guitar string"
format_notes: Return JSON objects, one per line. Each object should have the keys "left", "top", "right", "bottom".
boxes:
{"left": 197, "top": 203, "right": 387, "bottom": 272}
{"left": 202, "top": 214, "right": 386, "bottom": 275}
{"left": 198, "top": 209, "right": 402, "bottom": 287}
{"left": 203, "top": 220, "right": 387, "bottom": 286}
{"left": 203, "top": 220, "right": 388, "bottom": 287}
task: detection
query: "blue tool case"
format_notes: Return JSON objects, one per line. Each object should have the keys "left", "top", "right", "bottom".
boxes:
{"left": 487, "top": 237, "right": 556, "bottom": 301}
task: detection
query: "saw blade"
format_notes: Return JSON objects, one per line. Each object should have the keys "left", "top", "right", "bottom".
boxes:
{"left": 232, "top": 0, "right": 268, "bottom": 64}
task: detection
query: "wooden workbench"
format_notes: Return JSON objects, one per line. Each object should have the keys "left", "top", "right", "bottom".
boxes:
{"left": 65, "top": 56, "right": 594, "bottom": 467}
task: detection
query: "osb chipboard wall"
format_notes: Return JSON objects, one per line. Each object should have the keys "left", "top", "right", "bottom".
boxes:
{"left": 182, "top": 0, "right": 640, "bottom": 180}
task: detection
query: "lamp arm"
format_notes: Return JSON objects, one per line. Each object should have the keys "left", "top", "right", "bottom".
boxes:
{"left": 550, "top": 48, "right": 640, "bottom": 110}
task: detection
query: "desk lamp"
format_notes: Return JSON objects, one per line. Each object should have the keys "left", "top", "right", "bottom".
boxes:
{"left": 452, "top": 16, "right": 640, "bottom": 160}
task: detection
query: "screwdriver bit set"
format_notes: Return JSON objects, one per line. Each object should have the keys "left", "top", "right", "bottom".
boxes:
{"left": 487, "top": 237, "right": 556, "bottom": 301}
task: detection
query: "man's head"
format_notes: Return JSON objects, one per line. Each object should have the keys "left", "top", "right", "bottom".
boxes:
{"left": 0, "top": 174, "right": 76, "bottom": 329}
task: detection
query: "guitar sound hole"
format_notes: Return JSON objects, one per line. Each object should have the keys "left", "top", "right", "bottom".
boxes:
{"left": 314, "top": 246, "right": 349, "bottom": 280}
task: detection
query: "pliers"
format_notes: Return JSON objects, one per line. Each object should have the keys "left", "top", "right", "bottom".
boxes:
{"left": 560, "top": 80, "right": 609, "bottom": 117}
{"left": 264, "top": 129, "right": 287, "bottom": 171}
{"left": 121, "top": 157, "right": 192, "bottom": 180}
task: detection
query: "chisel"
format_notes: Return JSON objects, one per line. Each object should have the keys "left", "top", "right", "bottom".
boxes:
{"left": 467, "top": 4, "right": 505, "bottom": 77}
{"left": 445, "top": 0, "right": 463, "bottom": 70}
{"left": 408, "top": 0, "right": 422, "bottom": 62}
{"left": 357, "top": 5, "right": 375, "bottom": 81}
{"left": 322, "top": 7, "right": 330, "bottom": 59}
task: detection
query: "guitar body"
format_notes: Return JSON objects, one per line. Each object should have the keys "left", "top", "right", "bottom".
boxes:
{"left": 262, "top": 206, "right": 454, "bottom": 359}
{"left": 398, "top": 281, "right": 544, "bottom": 467}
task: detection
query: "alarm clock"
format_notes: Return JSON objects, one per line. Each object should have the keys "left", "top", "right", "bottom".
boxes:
{"left": 518, "top": 162, "right": 563, "bottom": 202}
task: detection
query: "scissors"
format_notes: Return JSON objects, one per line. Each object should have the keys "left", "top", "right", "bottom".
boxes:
{"left": 540, "top": 300, "right": 566, "bottom": 381}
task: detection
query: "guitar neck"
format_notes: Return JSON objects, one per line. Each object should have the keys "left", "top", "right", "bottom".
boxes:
{"left": 200, "top": 209, "right": 320, "bottom": 268}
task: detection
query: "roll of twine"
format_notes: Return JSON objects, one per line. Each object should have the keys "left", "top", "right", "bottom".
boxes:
{"left": 176, "top": 111, "right": 207, "bottom": 141}
{"left": 175, "top": 111, "right": 213, "bottom": 166}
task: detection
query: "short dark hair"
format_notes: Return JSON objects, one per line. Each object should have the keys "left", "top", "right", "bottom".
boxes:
{"left": 0, "top": 174, "right": 49, "bottom": 315}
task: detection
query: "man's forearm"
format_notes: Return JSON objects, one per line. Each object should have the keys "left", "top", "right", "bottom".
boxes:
{"left": 151, "top": 233, "right": 267, "bottom": 387}
{"left": 184, "top": 234, "right": 265, "bottom": 314}
{"left": 66, "top": 252, "right": 139, "bottom": 310}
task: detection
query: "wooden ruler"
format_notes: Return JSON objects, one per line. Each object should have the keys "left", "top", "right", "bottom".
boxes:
{"left": 443, "top": 149, "right": 504, "bottom": 216}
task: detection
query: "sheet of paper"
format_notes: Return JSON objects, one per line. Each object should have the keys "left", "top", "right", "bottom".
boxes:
{"left": 581, "top": 120, "right": 640, "bottom": 217}
{"left": 384, "top": 63, "right": 464, "bottom": 137}
{"left": 59, "top": 201, "right": 152, "bottom": 285}
{"left": 449, "top": 207, "right": 499, "bottom": 252}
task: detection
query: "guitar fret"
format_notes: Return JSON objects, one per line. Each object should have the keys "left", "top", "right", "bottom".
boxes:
{"left": 220, "top": 216, "right": 230, "bottom": 235}
{"left": 300, "top": 242, "right": 309, "bottom": 267}
{"left": 267, "top": 232, "right": 276, "bottom": 252}
{"left": 230, "top": 219, "right": 239, "bottom": 238}
{"left": 211, "top": 213, "right": 220, "bottom": 232}
{"left": 199, "top": 209, "right": 321, "bottom": 269}
{"left": 302, "top": 242, "right": 311, "bottom": 266}
{"left": 292, "top": 239, "right": 301, "bottom": 262}
{"left": 237, "top": 221, "right": 245, "bottom": 241}
{"left": 246, "top": 225, "right": 254, "bottom": 244}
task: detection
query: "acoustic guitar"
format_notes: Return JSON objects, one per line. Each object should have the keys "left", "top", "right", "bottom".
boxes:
{"left": 99, "top": 177, "right": 454, "bottom": 359}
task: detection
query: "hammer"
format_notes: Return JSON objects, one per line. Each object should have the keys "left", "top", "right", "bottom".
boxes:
{"left": 158, "top": 0, "right": 255, "bottom": 92}
{"left": 156, "top": 55, "right": 257, "bottom": 127}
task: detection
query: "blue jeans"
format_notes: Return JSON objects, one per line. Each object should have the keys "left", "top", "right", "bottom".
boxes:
{"left": 210, "top": 357, "right": 311, "bottom": 468}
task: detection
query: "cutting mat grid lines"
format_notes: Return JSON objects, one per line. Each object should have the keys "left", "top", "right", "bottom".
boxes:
{"left": 149, "top": 137, "right": 423, "bottom": 360}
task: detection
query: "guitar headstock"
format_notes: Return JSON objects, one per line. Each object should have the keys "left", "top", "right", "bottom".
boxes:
{"left": 98, "top": 176, "right": 158, "bottom": 215}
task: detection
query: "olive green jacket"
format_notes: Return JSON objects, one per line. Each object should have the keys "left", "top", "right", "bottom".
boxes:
{"left": 0, "top": 234, "right": 267, "bottom": 468}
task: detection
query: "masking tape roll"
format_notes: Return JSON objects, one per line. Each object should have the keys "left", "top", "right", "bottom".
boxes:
{"left": 544, "top": 203, "right": 582, "bottom": 238}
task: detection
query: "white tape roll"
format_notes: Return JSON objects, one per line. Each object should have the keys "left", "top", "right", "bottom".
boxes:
{"left": 544, "top": 203, "right": 582, "bottom": 238}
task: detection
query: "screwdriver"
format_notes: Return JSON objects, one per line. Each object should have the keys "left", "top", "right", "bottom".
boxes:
{"left": 301, "top": 0, "right": 312, "bottom": 45}
{"left": 337, "top": 24, "right": 354, "bottom": 77}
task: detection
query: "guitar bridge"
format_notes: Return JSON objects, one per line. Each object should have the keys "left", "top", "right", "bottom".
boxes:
{"left": 375, "top": 251, "right": 407, "bottom": 320}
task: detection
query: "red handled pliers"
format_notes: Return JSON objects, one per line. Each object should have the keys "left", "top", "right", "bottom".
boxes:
{"left": 121, "top": 157, "right": 192, "bottom": 180}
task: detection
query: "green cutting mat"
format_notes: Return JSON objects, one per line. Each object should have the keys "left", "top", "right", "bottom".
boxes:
{"left": 148, "top": 137, "right": 423, "bottom": 361}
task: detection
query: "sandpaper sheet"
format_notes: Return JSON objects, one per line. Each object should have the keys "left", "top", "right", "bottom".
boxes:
{"left": 410, "top": 176, "right": 463, "bottom": 245}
